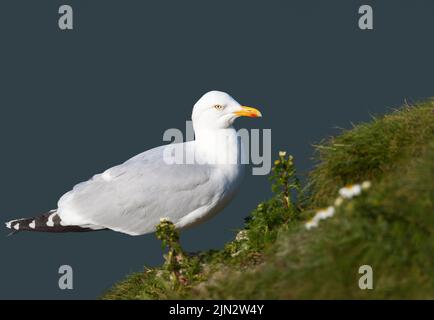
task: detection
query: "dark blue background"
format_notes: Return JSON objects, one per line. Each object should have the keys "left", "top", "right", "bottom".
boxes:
{"left": 0, "top": 0, "right": 433, "bottom": 299}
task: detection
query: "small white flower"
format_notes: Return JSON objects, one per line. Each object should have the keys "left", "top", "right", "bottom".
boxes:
{"left": 159, "top": 217, "right": 170, "bottom": 223}
{"left": 305, "top": 206, "right": 335, "bottom": 230}
{"left": 339, "top": 184, "right": 362, "bottom": 199}
{"left": 361, "top": 181, "right": 371, "bottom": 190}
{"left": 279, "top": 151, "right": 287, "bottom": 157}
{"left": 316, "top": 206, "right": 335, "bottom": 220}
{"left": 334, "top": 196, "right": 344, "bottom": 207}
{"left": 305, "top": 219, "right": 319, "bottom": 230}
{"left": 231, "top": 250, "right": 242, "bottom": 257}
{"left": 235, "top": 230, "right": 248, "bottom": 242}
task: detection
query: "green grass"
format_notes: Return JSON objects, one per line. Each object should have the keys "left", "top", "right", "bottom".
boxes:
{"left": 102, "top": 100, "right": 434, "bottom": 300}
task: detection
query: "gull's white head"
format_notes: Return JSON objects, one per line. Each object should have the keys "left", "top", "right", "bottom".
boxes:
{"left": 192, "top": 91, "right": 262, "bottom": 131}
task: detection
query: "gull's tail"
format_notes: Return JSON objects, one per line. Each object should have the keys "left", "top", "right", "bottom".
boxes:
{"left": 5, "top": 210, "right": 104, "bottom": 234}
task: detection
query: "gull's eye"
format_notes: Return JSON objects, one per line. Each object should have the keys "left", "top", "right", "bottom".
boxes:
{"left": 214, "top": 104, "right": 224, "bottom": 111}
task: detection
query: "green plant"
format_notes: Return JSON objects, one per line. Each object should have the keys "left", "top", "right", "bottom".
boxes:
{"left": 155, "top": 219, "right": 187, "bottom": 288}
{"left": 270, "top": 151, "right": 301, "bottom": 212}
{"left": 243, "top": 151, "right": 301, "bottom": 252}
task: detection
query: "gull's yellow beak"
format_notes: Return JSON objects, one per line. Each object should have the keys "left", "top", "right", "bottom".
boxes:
{"left": 234, "top": 106, "right": 262, "bottom": 118}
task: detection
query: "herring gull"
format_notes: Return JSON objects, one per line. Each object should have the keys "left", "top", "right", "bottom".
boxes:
{"left": 5, "top": 91, "right": 262, "bottom": 236}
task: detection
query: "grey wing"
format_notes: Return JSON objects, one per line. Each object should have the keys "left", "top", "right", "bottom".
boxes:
{"left": 57, "top": 143, "right": 217, "bottom": 235}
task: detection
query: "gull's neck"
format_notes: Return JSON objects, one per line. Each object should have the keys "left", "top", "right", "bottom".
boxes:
{"left": 193, "top": 127, "right": 241, "bottom": 165}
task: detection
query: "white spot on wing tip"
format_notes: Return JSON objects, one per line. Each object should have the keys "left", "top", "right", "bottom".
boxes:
{"left": 5, "top": 221, "right": 12, "bottom": 229}
{"left": 46, "top": 213, "right": 56, "bottom": 227}
{"left": 29, "top": 220, "right": 36, "bottom": 229}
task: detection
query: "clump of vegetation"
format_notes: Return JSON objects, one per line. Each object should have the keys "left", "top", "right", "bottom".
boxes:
{"left": 103, "top": 99, "right": 434, "bottom": 300}
{"left": 309, "top": 101, "right": 434, "bottom": 207}
{"left": 271, "top": 151, "right": 300, "bottom": 211}
{"left": 240, "top": 151, "right": 301, "bottom": 253}
{"left": 155, "top": 219, "right": 187, "bottom": 287}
